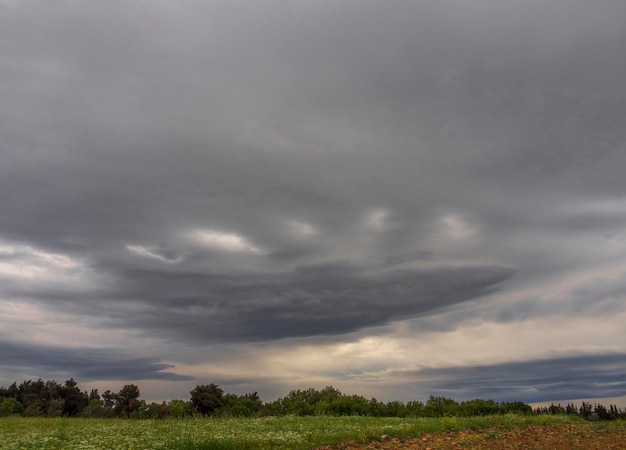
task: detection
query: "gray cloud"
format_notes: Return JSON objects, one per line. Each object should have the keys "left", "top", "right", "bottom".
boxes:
{"left": 1, "top": 0, "right": 626, "bottom": 403}
{"left": 4, "top": 260, "right": 513, "bottom": 342}
{"left": 120, "top": 262, "right": 514, "bottom": 341}
{"left": 0, "top": 340, "right": 192, "bottom": 382}
{"left": 411, "top": 353, "right": 626, "bottom": 403}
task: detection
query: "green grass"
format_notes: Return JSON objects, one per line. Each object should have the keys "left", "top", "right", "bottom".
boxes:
{"left": 0, "top": 414, "right": 620, "bottom": 450}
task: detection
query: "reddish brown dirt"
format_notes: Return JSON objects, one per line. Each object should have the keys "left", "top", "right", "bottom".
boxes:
{"left": 314, "top": 424, "right": 626, "bottom": 449}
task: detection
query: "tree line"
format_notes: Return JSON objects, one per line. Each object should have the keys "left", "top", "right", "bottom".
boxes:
{"left": 534, "top": 401, "right": 624, "bottom": 421}
{"left": 1, "top": 378, "right": 624, "bottom": 421}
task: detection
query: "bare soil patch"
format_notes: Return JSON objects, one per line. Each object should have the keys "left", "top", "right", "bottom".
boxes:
{"left": 315, "top": 424, "right": 626, "bottom": 449}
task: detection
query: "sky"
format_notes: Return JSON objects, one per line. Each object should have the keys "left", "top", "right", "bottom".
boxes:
{"left": 1, "top": 0, "right": 626, "bottom": 406}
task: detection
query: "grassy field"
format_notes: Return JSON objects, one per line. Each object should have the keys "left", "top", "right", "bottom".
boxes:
{"left": 0, "top": 414, "right": 623, "bottom": 449}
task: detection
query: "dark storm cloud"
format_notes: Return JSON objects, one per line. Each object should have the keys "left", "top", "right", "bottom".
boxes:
{"left": 411, "top": 353, "right": 626, "bottom": 403}
{"left": 135, "top": 262, "right": 513, "bottom": 341}
{"left": 0, "top": 340, "right": 192, "bottom": 382}
{"left": 5, "top": 260, "right": 514, "bottom": 342}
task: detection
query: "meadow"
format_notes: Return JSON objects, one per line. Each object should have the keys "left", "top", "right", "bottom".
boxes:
{"left": 2, "top": 414, "right": 624, "bottom": 449}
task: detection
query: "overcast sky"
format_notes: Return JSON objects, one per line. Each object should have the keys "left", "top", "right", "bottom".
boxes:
{"left": 1, "top": 0, "right": 626, "bottom": 406}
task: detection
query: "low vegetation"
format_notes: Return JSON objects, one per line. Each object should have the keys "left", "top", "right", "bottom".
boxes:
{"left": 3, "top": 413, "right": 625, "bottom": 449}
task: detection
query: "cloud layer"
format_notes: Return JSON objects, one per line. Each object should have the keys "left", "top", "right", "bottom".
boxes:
{"left": 1, "top": 0, "right": 626, "bottom": 404}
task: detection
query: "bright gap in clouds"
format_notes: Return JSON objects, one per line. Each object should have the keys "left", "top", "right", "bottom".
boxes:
{"left": 0, "top": 242, "right": 81, "bottom": 280}
{"left": 366, "top": 209, "right": 392, "bottom": 232}
{"left": 287, "top": 220, "right": 319, "bottom": 237}
{"left": 126, "top": 244, "right": 182, "bottom": 263}
{"left": 440, "top": 214, "right": 480, "bottom": 240}
{"left": 189, "top": 229, "right": 264, "bottom": 255}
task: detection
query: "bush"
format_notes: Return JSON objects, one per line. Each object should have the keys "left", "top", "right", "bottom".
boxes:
{"left": 23, "top": 404, "right": 44, "bottom": 417}
{"left": 0, "top": 397, "right": 24, "bottom": 416}
{"left": 82, "top": 399, "right": 115, "bottom": 418}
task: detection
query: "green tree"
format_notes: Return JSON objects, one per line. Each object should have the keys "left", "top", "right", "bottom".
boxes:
{"left": 405, "top": 400, "right": 425, "bottom": 417}
{"left": 61, "top": 378, "right": 88, "bottom": 416}
{"left": 0, "top": 383, "right": 19, "bottom": 401}
{"left": 277, "top": 388, "right": 318, "bottom": 415}
{"left": 384, "top": 400, "right": 405, "bottom": 417}
{"left": 82, "top": 398, "right": 115, "bottom": 418}
{"left": 0, "top": 397, "right": 24, "bottom": 416}
{"left": 44, "top": 380, "right": 64, "bottom": 416}
{"left": 168, "top": 399, "right": 191, "bottom": 418}
{"left": 115, "top": 384, "right": 140, "bottom": 416}
{"left": 18, "top": 379, "right": 46, "bottom": 410}
{"left": 327, "top": 395, "right": 372, "bottom": 416}
{"left": 140, "top": 401, "right": 171, "bottom": 419}
{"left": 501, "top": 401, "right": 532, "bottom": 415}
{"left": 190, "top": 384, "right": 224, "bottom": 416}
{"left": 318, "top": 386, "right": 342, "bottom": 403}
{"left": 424, "top": 395, "right": 460, "bottom": 417}
{"left": 88, "top": 389, "right": 101, "bottom": 403}
{"left": 460, "top": 399, "right": 500, "bottom": 416}
{"left": 101, "top": 390, "right": 116, "bottom": 409}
